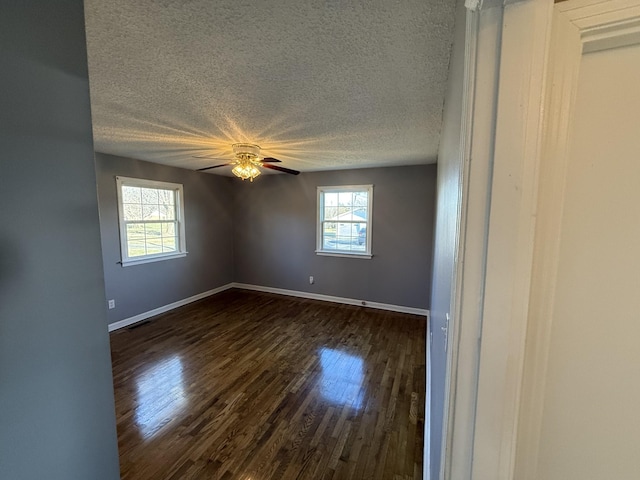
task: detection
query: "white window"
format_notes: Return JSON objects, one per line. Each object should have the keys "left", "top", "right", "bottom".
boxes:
{"left": 116, "top": 176, "right": 187, "bottom": 266}
{"left": 316, "top": 185, "right": 373, "bottom": 258}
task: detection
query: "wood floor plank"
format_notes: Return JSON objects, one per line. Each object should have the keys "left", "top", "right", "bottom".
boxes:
{"left": 110, "top": 289, "right": 426, "bottom": 479}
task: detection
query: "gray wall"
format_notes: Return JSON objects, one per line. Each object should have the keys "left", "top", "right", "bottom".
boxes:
{"left": 429, "top": 0, "right": 467, "bottom": 478}
{"left": 0, "top": 2, "right": 120, "bottom": 479}
{"left": 233, "top": 165, "right": 436, "bottom": 309}
{"left": 96, "top": 159, "right": 435, "bottom": 325}
{"left": 96, "top": 153, "right": 235, "bottom": 323}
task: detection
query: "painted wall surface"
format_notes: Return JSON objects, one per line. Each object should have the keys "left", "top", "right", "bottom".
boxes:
{"left": 0, "top": 2, "right": 120, "bottom": 479}
{"left": 536, "top": 44, "right": 640, "bottom": 479}
{"left": 428, "top": 0, "right": 466, "bottom": 477}
{"left": 233, "top": 165, "right": 436, "bottom": 309}
{"left": 96, "top": 153, "right": 235, "bottom": 323}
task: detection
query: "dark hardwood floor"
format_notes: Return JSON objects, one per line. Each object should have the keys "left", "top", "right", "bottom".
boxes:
{"left": 110, "top": 289, "right": 426, "bottom": 479}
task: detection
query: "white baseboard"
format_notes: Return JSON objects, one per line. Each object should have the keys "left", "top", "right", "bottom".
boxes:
{"left": 108, "top": 282, "right": 429, "bottom": 332}
{"left": 232, "top": 282, "right": 429, "bottom": 318}
{"left": 107, "top": 283, "right": 234, "bottom": 332}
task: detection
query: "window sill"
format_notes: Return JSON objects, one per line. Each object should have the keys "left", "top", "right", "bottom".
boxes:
{"left": 315, "top": 250, "right": 372, "bottom": 259}
{"left": 120, "top": 252, "right": 187, "bottom": 267}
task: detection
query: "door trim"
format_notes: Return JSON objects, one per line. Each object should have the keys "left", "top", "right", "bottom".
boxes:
{"left": 444, "top": 0, "right": 555, "bottom": 478}
{"left": 514, "top": 1, "right": 640, "bottom": 478}
{"left": 446, "top": 1, "right": 640, "bottom": 479}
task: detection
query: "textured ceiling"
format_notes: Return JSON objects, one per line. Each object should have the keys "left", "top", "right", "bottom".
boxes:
{"left": 84, "top": 0, "right": 456, "bottom": 174}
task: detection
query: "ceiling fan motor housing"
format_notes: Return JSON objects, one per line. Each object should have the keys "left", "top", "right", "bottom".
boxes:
{"left": 232, "top": 143, "right": 261, "bottom": 160}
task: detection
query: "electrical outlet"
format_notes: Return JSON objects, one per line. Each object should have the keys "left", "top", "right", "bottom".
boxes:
{"left": 309, "top": 276, "right": 314, "bottom": 285}
{"left": 108, "top": 299, "right": 115, "bottom": 310}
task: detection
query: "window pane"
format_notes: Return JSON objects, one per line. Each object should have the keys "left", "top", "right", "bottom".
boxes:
{"left": 322, "top": 221, "right": 368, "bottom": 251}
{"left": 128, "top": 240, "right": 146, "bottom": 257}
{"left": 353, "top": 191, "right": 368, "bottom": 207}
{"left": 143, "top": 205, "right": 160, "bottom": 220}
{"left": 146, "top": 243, "right": 163, "bottom": 255}
{"left": 338, "top": 209, "right": 365, "bottom": 221}
{"left": 122, "top": 186, "right": 141, "bottom": 204}
{"left": 161, "top": 222, "right": 176, "bottom": 236}
{"left": 324, "top": 192, "right": 338, "bottom": 207}
{"left": 338, "top": 222, "right": 358, "bottom": 237}
{"left": 158, "top": 189, "right": 174, "bottom": 205}
{"left": 341, "top": 222, "right": 356, "bottom": 249}
{"left": 145, "top": 223, "right": 161, "bottom": 238}
{"left": 159, "top": 204, "right": 175, "bottom": 220}
{"left": 338, "top": 192, "right": 353, "bottom": 206}
{"left": 338, "top": 210, "right": 352, "bottom": 221}
{"left": 123, "top": 203, "right": 142, "bottom": 221}
{"left": 141, "top": 188, "right": 159, "bottom": 204}
{"left": 336, "top": 234, "right": 352, "bottom": 250}
{"left": 145, "top": 233, "right": 163, "bottom": 254}
{"left": 324, "top": 206, "right": 338, "bottom": 221}
{"left": 355, "top": 207, "right": 367, "bottom": 221}
{"left": 126, "top": 223, "right": 145, "bottom": 239}
{"left": 354, "top": 225, "right": 366, "bottom": 250}
{"left": 162, "top": 236, "right": 177, "bottom": 252}
{"left": 322, "top": 222, "right": 336, "bottom": 250}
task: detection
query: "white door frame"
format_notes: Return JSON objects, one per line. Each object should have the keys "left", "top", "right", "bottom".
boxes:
{"left": 441, "top": 0, "right": 554, "bottom": 478}
{"left": 443, "top": 1, "right": 640, "bottom": 479}
{"left": 441, "top": 2, "right": 508, "bottom": 479}
{"left": 514, "top": 1, "right": 640, "bottom": 479}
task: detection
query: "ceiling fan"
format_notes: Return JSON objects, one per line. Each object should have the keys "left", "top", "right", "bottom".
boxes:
{"left": 195, "top": 143, "right": 300, "bottom": 181}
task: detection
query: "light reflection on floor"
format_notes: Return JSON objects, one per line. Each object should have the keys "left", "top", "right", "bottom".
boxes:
{"left": 135, "top": 355, "right": 187, "bottom": 439}
{"left": 318, "top": 348, "right": 365, "bottom": 410}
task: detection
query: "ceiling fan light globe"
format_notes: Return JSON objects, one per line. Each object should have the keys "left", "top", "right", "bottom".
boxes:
{"left": 232, "top": 163, "right": 261, "bottom": 181}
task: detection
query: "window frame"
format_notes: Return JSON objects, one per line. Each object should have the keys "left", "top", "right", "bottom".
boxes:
{"left": 116, "top": 176, "right": 187, "bottom": 267}
{"left": 316, "top": 184, "right": 373, "bottom": 259}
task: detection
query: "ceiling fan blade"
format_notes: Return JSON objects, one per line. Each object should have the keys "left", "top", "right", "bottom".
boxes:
{"left": 260, "top": 157, "right": 282, "bottom": 163}
{"left": 262, "top": 163, "right": 300, "bottom": 175}
{"left": 197, "top": 163, "right": 233, "bottom": 171}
